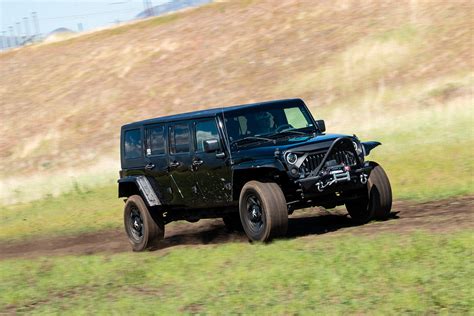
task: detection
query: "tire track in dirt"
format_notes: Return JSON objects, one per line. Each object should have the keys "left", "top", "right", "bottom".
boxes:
{"left": 1, "top": 195, "right": 472, "bottom": 260}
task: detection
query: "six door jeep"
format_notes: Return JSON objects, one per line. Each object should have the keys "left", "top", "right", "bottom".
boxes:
{"left": 119, "top": 98, "right": 392, "bottom": 251}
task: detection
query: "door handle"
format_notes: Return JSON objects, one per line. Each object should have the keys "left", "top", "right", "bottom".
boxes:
{"left": 169, "top": 161, "right": 181, "bottom": 168}
{"left": 192, "top": 159, "right": 204, "bottom": 166}
{"left": 145, "top": 163, "right": 155, "bottom": 170}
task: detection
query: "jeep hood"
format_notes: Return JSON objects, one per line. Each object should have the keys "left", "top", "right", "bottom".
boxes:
{"left": 231, "top": 133, "right": 350, "bottom": 159}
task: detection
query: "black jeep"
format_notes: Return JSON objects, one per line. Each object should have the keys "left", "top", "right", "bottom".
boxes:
{"left": 119, "top": 98, "right": 391, "bottom": 251}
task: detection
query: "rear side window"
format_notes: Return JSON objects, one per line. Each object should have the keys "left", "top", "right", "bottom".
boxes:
{"left": 147, "top": 125, "right": 165, "bottom": 156}
{"left": 195, "top": 119, "right": 220, "bottom": 152}
{"left": 169, "top": 124, "right": 190, "bottom": 154}
{"left": 124, "top": 129, "right": 142, "bottom": 159}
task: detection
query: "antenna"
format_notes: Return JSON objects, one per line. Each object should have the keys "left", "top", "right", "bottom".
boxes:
{"left": 15, "top": 22, "right": 22, "bottom": 45}
{"left": 9, "top": 26, "right": 16, "bottom": 47}
{"left": 143, "top": 0, "right": 153, "bottom": 15}
{"left": 2, "top": 31, "right": 6, "bottom": 49}
{"left": 23, "top": 17, "right": 30, "bottom": 41}
{"left": 31, "top": 12, "right": 41, "bottom": 40}
{"left": 148, "top": 0, "right": 154, "bottom": 16}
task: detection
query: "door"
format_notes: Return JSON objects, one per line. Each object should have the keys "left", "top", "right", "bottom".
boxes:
{"left": 192, "top": 118, "right": 232, "bottom": 206}
{"left": 143, "top": 124, "right": 173, "bottom": 204}
{"left": 167, "top": 122, "right": 196, "bottom": 206}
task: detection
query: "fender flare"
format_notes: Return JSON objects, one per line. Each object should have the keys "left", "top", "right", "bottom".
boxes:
{"left": 118, "top": 176, "right": 161, "bottom": 207}
{"left": 231, "top": 158, "right": 288, "bottom": 200}
{"left": 362, "top": 141, "right": 382, "bottom": 156}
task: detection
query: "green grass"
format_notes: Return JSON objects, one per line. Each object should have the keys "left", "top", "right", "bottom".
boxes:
{"left": 1, "top": 231, "right": 472, "bottom": 314}
{"left": 361, "top": 101, "right": 474, "bottom": 200}
{"left": 0, "top": 185, "right": 122, "bottom": 242}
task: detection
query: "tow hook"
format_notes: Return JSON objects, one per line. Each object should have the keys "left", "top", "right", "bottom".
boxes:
{"left": 360, "top": 173, "right": 368, "bottom": 184}
{"left": 316, "top": 182, "right": 324, "bottom": 192}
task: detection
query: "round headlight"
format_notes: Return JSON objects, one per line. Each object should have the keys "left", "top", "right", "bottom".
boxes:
{"left": 286, "top": 152, "right": 298, "bottom": 164}
{"left": 352, "top": 140, "right": 365, "bottom": 160}
{"left": 352, "top": 141, "right": 359, "bottom": 152}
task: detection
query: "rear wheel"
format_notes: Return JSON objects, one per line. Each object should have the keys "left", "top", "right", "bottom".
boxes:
{"left": 239, "top": 181, "right": 288, "bottom": 242}
{"left": 346, "top": 162, "right": 392, "bottom": 223}
{"left": 124, "top": 195, "right": 164, "bottom": 251}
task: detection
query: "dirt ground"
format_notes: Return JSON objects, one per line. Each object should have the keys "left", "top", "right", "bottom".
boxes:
{"left": 1, "top": 196, "right": 472, "bottom": 260}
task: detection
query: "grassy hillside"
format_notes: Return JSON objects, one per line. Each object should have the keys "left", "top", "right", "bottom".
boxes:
{"left": 1, "top": 0, "right": 473, "bottom": 203}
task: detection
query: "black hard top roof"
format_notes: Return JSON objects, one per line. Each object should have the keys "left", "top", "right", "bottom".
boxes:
{"left": 121, "top": 98, "right": 305, "bottom": 129}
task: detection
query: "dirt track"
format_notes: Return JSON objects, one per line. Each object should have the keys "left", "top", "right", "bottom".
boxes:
{"left": 1, "top": 196, "right": 472, "bottom": 260}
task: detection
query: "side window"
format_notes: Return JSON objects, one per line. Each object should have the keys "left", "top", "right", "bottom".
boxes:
{"left": 124, "top": 129, "right": 142, "bottom": 159}
{"left": 147, "top": 125, "right": 165, "bottom": 156}
{"left": 195, "top": 119, "right": 220, "bottom": 152}
{"left": 169, "top": 124, "right": 190, "bottom": 154}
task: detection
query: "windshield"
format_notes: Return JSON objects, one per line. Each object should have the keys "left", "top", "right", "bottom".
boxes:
{"left": 224, "top": 103, "right": 315, "bottom": 147}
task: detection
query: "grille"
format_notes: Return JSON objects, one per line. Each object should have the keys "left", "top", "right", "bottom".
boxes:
{"left": 302, "top": 150, "right": 357, "bottom": 173}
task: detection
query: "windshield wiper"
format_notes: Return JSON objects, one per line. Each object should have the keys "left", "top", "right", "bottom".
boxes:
{"left": 231, "top": 136, "right": 275, "bottom": 147}
{"left": 269, "top": 129, "right": 313, "bottom": 140}
{"left": 276, "top": 129, "right": 307, "bottom": 136}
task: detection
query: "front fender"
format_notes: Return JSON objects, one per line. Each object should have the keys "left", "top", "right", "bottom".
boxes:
{"left": 231, "top": 158, "right": 288, "bottom": 201}
{"left": 362, "top": 141, "right": 381, "bottom": 156}
{"left": 232, "top": 158, "right": 287, "bottom": 172}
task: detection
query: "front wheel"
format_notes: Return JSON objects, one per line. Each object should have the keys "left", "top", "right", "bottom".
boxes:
{"left": 346, "top": 162, "right": 392, "bottom": 223}
{"left": 239, "top": 181, "right": 288, "bottom": 242}
{"left": 124, "top": 195, "right": 164, "bottom": 251}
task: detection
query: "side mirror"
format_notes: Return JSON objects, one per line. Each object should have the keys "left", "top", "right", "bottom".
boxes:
{"left": 204, "top": 139, "right": 220, "bottom": 153}
{"left": 315, "top": 120, "right": 326, "bottom": 133}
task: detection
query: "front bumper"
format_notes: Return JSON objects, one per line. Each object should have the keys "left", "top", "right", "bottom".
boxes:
{"left": 296, "top": 165, "right": 372, "bottom": 192}
{"left": 290, "top": 137, "right": 372, "bottom": 193}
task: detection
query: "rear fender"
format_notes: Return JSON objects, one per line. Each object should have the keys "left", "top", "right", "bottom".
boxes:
{"left": 118, "top": 176, "right": 161, "bottom": 207}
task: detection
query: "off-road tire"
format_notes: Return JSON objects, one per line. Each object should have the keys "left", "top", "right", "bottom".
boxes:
{"left": 223, "top": 212, "right": 244, "bottom": 232}
{"left": 124, "top": 195, "right": 164, "bottom": 251}
{"left": 239, "top": 181, "right": 288, "bottom": 242}
{"left": 346, "top": 162, "right": 392, "bottom": 223}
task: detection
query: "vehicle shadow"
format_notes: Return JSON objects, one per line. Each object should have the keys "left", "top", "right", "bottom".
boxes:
{"left": 287, "top": 213, "right": 354, "bottom": 238}
{"left": 287, "top": 211, "right": 399, "bottom": 238}
{"left": 154, "top": 211, "right": 400, "bottom": 251}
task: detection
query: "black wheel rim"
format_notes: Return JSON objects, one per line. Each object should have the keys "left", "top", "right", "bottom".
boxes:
{"left": 128, "top": 205, "right": 144, "bottom": 242}
{"left": 245, "top": 193, "right": 265, "bottom": 235}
